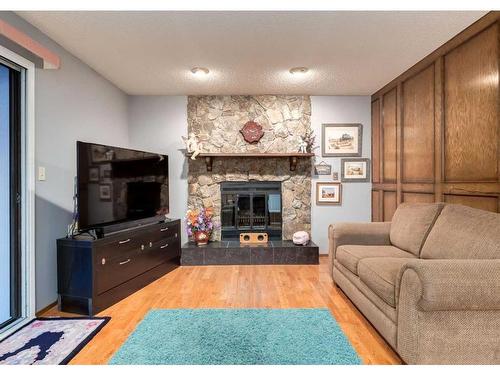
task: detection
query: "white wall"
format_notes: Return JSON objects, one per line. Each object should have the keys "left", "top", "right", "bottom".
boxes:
{"left": 128, "top": 96, "right": 188, "bottom": 244}
{"left": 0, "top": 12, "right": 130, "bottom": 310}
{"left": 310, "top": 96, "right": 372, "bottom": 253}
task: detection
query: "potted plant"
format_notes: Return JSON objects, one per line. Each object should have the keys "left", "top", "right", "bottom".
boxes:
{"left": 186, "top": 207, "right": 214, "bottom": 246}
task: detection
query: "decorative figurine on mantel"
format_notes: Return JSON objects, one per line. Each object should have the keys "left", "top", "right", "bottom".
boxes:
{"left": 182, "top": 132, "right": 203, "bottom": 160}
{"left": 298, "top": 138, "right": 308, "bottom": 153}
{"left": 300, "top": 128, "right": 317, "bottom": 153}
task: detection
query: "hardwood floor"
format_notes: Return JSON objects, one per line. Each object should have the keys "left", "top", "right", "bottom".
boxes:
{"left": 42, "top": 256, "right": 402, "bottom": 365}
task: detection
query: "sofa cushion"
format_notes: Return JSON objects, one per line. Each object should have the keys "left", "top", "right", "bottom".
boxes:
{"left": 336, "top": 245, "right": 416, "bottom": 276}
{"left": 390, "top": 203, "right": 444, "bottom": 256}
{"left": 420, "top": 204, "right": 500, "bottom": 259}
{"left": 358, "top": 257, "right": 412, "bottom": 308}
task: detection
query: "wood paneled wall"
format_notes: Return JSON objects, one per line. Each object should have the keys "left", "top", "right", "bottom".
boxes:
{"left": 371, "top": 13, "right": 500, "bottom": 221}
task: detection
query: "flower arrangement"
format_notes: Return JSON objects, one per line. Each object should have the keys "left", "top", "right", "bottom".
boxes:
{"left": 186, "top": 207, "right": 214, "bottom": 245}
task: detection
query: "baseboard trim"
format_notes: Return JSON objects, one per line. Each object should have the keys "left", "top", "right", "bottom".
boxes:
{"left": 35, "top": 300, "right": 58, "bottom": 317}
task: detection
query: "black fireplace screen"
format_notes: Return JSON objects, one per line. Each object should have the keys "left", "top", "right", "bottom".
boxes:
{"left": 220, "top": 181, "right": 282, "bottom": 240}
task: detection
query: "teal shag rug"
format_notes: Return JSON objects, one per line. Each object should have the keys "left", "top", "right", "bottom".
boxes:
{"left": 109, "top": 308, "right": 361, "bottom": 365}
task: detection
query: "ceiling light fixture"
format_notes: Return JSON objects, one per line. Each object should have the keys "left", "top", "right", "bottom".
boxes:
{"left": 289, "top": 67, "right": 309, "bottom": 75}
{"left": 191, "top": 67, "right": 210, "bottom": 76}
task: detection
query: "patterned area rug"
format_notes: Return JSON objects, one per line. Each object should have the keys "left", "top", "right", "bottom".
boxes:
{"left": 110, "top": 308, "right": 361, "bottom": 365}
{"left": 0, "top": 317, "right": 109, "bottom": 365}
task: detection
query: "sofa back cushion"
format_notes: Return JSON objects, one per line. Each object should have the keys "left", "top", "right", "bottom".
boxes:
{"left": 420, "top": 204, "right": 500, "bottom": 259}
{"left": 390, "top": 203, "right": 444, "bottom": 256}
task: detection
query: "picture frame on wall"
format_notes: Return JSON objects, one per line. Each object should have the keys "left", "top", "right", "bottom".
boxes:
{"left": 341, "top": 158, "right": 371, "bottom": 182}
{"left": 99, "top": 184, "right": 112, "bottom": 201}
{"left": 88, "top": 167, "right": 99, "bottom": 183}
{"left": 322, "top": 123, "right": 362, "bottom": 157}
{"left": 100, "top": 164, "right": 112, "bottom": 182}
{"left": 314, "top": 161, "right": 332, "bottom": 175}
{"left": 316, "top": 182, "right": 342, "bottom": 205}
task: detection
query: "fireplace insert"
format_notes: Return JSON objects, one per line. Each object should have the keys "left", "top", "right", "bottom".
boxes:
{"left": 220, "top": 181, "right": 282, "bottom": 240}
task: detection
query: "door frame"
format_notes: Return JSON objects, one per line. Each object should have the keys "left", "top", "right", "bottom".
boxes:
{"left": 0, "top": 45, "right": 35, "bottom": 339}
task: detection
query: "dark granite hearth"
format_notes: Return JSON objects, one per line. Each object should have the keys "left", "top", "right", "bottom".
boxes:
{"left": 181, "top": 240, "right": 319, "bottom": 266}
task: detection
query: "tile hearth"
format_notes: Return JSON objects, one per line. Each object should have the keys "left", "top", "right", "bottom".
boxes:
{"left": 181, "top": 240, "right": 319, "bottom": 266}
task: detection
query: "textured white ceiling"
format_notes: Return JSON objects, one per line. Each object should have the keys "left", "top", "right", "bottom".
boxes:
{"left": 17, "top": 11, "right": 487, "bottom": 95}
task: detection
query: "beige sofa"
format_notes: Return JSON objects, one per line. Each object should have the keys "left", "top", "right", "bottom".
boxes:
{"left": 328, "top": 203, "right": 500, "bottom": 364}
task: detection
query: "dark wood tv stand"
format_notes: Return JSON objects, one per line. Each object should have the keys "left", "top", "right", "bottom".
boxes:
{"left": 57, "top": 219, "right": 181, "bottom": 316}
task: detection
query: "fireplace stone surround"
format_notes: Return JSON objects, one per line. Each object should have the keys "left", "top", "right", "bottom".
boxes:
{"left": 187, "top": 95, "right": 312, "bottom": 241}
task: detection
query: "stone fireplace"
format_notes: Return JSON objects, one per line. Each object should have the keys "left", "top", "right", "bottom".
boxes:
{"left": 187, "top": 95, "right": 312, "bottom": 240}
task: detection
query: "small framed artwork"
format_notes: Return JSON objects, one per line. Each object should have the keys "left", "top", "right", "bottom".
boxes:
{"left": 314, "top": 161, "right": 332, "bottom": 175}
{"left": 316, "top": 182, "right": 342, "bottom": 205}
{"left": 91, "top": 144, "right": 115, "bottom": 163}
{"left": 332, "top": 171, "right": 339, "bottom": 181}
{"left": 341, "top": 158, "right": 371, "bottom": 182}
{"left": 322, "top": 123, "right": 362, "bottom": 157}
{"left": 88, "top": 167, "right": 99, "bottom": 183}
{"left": 100, "top": 164, "right": 112, "bottom": 181}
{"left": 99, "top": 184, "right": 112, "bottom": 201}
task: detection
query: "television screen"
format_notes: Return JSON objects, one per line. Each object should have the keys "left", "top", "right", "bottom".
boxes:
{"left": 77, "top": 141, "right": 169, "bottom": 229}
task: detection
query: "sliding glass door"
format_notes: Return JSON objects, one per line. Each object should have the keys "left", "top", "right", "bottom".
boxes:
{"left": 0, "top": 60, "right": 21, "bottom": 329}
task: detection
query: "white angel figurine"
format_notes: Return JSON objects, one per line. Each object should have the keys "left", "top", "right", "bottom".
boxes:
{"left": 182, "top": 132, "right": 202, "bottom": 160}
{"left": 298, "top": 138, "right": 308, "bottom": 153}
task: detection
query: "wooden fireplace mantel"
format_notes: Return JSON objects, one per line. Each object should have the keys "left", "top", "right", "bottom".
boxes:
{"left": 185, "top": 152, "right": 315, "bottom": 172}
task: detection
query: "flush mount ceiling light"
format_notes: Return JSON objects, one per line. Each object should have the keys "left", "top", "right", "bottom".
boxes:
{"left": 289, "top": 67, "right": 309, "bottom": 75}
{"left": 191, "top": 67, "right": 210, "bottom": 76}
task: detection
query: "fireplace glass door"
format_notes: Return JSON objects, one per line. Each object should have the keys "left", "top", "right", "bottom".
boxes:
{"left": 220, "top": 182, "right": 282, "bottom": 240}
{"left": 236, "top": 194, "right": 266, "bottom": 229}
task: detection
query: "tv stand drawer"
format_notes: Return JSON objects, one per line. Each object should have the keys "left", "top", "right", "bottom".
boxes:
{"left": 145, "top": 221, "right": 180, "bottom": 244}
{"left": 95, "top": 253, "right": 145, "bottom": 295}
{"left": 94, "top": 233, "right": 144, "bottom": 259}
{"left": 140, "top": 237, "right": 180, "bottom": 271}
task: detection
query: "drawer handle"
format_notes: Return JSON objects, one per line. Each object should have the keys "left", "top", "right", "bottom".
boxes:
{"left": 160, "top": 227, "right": 169, "bottom": 232}
{"left": 149, "top": 242, "right": 153, "bottom": 248}
{"left": 160, "top": 243, "right": 169, "bottom": 249}
{"left": 118, "top": 239, "right": 131, "bottom": 245}
{"left": 141, "top": 244, "right": 145, "bottom": 251}
{"left": 119, "top": 259, "right": 131, "bottom": 265}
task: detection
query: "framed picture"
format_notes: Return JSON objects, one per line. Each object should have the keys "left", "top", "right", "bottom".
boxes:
{"left": 314, "top": 161, "right": 332, "bottom": 175}
{"left": 88, "top": 167, "right": 99, "bottom": 182}
{"left": 316, "top": 182, "right": 342, "bottom": 205}
{"left": 91, "top": 144, "right": 115, "bottom": 163}
{"left": 99, "top": 184, "right": 112, "bottom": 201}
{"left": 100, "top": 164, "right": 112, "bottom": 181}
{"left": 322, "top": 123, "right": 362, "bottom": 157}
{"left": 332, "top": 171, "right": 339, "bottom": 181}
{"left": 341, "top": 158, "right": 371, "bottom": 182}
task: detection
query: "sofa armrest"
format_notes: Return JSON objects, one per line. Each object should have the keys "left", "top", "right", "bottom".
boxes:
{"left": 328, "top": 222, "right": 392, "bottom": 257}
{"left": 397, "top": 259, "right": 500, "bottom": 364}
{"left": 328, "top": 222, "right": 391, "bottom": 278}
{"left": 398, "top": 259, "right": 500, "bottom": 311}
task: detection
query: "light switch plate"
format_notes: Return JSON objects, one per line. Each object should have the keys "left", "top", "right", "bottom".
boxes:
{"left": 38, "top": 166, "right": 46, "bottom": 181}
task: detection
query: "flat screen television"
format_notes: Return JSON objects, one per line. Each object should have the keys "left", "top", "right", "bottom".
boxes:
{"left": 77, "top": 141, "right": 169, "bottom": 230}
